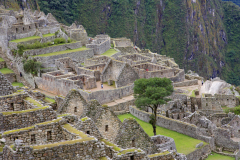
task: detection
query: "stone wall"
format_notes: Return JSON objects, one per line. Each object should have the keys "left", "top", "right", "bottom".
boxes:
{"left": 215, "top": 94, "right": 238, "bottom": 108}
{"left": 86, "top": 35, "right": 110, "bottom": 55}
{"left": 115, "top": 63, "right": 139, "bottom": 88}
{"left": 186, "top": 144, "right": 211, "bottom": 160}
{"left": 23, "top": 41, "right": 82, "bottom": 56}
{"left": 3, "top": 139, "right": 106, "bottom": 160}
{"left": 113, "top": 38, "right": 133, "bottom": 47}
{"left": 151, "top": 135, "right": 177, "bottom": 152}
{"left": 0, "top": 61, "right": 6, "bottom": 69}
{"left": 169, "top": 69, "right": 185, "bottom": 83}
{"left": 0, "top": 72, "right": 14, "bottom": 96}
{"left": 112, "top": 150, "right": 148, "bottom": 160}
{"left": 129, "top": 106, "right": 213, "bottom": 144}
{"left": 114, "top": 118, "right": 158, "bottom": 154}
{"left": 0, "top": 106, "right": 57, "bottom": 131}
{"left": 75, "top": 117, "right": 103, "bottom": 140}
{"left": 173, "top": 79, "right": 198, "bottom": 87}
{"left": 3, "top": 73, "right": 16, "bottom": 83}
{"left": 2, "top": 118, "right": 66, "bottom": 146}
{"left": 84, "top": 56, "right": 110, "bottom": 66}
{"left": 34, "top": 48, "right": 94, "bottom": 68}
{"left": 78, "top": 83, "right": 134, "bottom": 104}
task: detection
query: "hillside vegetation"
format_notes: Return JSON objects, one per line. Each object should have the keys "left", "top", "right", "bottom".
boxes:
{"left": 1, "top": 0, "right": 240, "bottom": 86}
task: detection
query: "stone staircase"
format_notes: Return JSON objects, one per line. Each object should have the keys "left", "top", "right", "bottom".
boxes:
{"left": 0, "top": 49, "right": 31, "bottom": 88}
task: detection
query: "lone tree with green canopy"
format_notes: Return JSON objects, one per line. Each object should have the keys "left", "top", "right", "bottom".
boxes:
{"left": 134, "top": 77, "right": 174, "bottom": 135}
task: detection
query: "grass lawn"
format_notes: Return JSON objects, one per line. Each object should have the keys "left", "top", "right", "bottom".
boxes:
{"left": 12, "top": 82, "right": 24, "bottom": 87}
{"left": 42, "top": 33, "right": 55, "bottom": 37}
{"left": 0, "top": 58, "right": 5, "bottom": 62}
{"left": 10, "top": 36, "right": 41, "bottom": 43}
{"left": 25, "top": 97, "right": 43, "bottom": 107}
{"left": 0, "top": 68, "right": 14, "bottom": 74}
{"left": 118, "top": 114, "right": 207, "bottom": 155}
{"left": 206, "top": 152, "right": 234, "bottom": 160}
{"left": 101, "top": 49, "right": 118, "bottom": 57}
{"left": 33, "top": 47, "right": 88, "bottom": 57}
{"left": 44, "top": 97, "right": 55, "bottom": 103}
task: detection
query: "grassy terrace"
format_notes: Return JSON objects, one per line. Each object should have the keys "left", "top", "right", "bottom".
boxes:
{"left": 206, "top": 152, "right": 235, "bottom": 160}
{"left": 25, "top": 97, "right": 43, "bottom": 107}
{"left": 10, "top": 36, "right": 41, "bottom": 43}
{"left": 148, "top": 151, "right": 170, "bottom": 158}
{"left": 117, "top": 149, "right": 142, "bottom": 155}
{"left": 118, "top": 114, "right": 207, "bottom": 155}
{"left": 63, "top": 124, "right": 88, "bottom": 138}
{"left": 0, "top": 58, "right": 5, "bottom": 62}
{"left": 3, "top": 118, "right": 62, "bottom": 135}
{"left": 33, "top": 46, "right": 88, "bottom": 57}
{"left": 0, "top": 68, "right": 14, "bottom": 74}
{"left": 1, "top": 106, "right": 49, "bottom": 116}
{"left": 42, "top": 33, "right": 55, "bottom": 37}
{"left": 101, "top": 49, "right": 118, "bottom": 57}
{"left": 12, "top": 82, "right": 24, "bottom": 87}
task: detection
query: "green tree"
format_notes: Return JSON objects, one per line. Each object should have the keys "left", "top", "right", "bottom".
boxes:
{"left": 133, "top": 77, "right": 174, "bottom": 135}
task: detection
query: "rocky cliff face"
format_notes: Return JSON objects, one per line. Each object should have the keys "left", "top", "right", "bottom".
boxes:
{"left": 1, "top": 0, "right": 240, "bottom": 85}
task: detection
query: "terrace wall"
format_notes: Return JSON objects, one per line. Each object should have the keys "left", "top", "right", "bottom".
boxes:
{"left": 23, "top": 41, "right": 82, "bottom": 56}
{"left": 86, "top": 35, "right": 110, "bottom": 55}
{"left": 34, "top": 49, "right": 94, "bottom": 68}
{"left": 0, "top": 106, "right": 57, "bottom": 131}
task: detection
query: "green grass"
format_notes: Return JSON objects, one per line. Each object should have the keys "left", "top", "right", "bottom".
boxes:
{"left": 0, "top": 146, "right": 3, "bottom": 152}
{"left": 25, "top": 97, "right": 43, "bottom": 107}
{"left": 206, "top": 152, "right": 234, "bottom": 160}
{"left": 190, "top": 90, "right": 196, "bottom": 97}
{"left": 44, "top": 97, "right": 55, "bottom": 103}
{"left": 10, "top": 36, "right": 41, "bottom": 43}
{"left": 99, "top": 157, "right": 107, "bottom": 160}
{"left": 12, "top": 82, "right": 24, "bottom": 87}
{"left": 0, "top": 68, "right": 14, "bottom": 74}
{"left": 0, "top": 58, "right": 5, "bottom": 62}
{"left": 101, "top": 49, "right": 118, "bottom": 57}
{"left": 42, "top": 33, "right": 55, "bottom": 37}
{"left": 103, "top": 81, "right": 116, "bottom": 88}
{"left": 57, "top": 114, "right": 70, "bottom": 117}
{"left": 33, "top": 47, "right": 88, "bottom": 57}
{"left": 118, "top": 114, "right": 207, "bottom": 155}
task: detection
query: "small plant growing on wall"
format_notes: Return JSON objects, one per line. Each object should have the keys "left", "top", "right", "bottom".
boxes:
{"left": 23, "top": 59, "right": 41, "bottom": 76}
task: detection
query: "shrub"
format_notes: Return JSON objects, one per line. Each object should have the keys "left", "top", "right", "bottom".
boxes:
{"left": 11, "top": 49, "right": 17, "bottom": 56}
{"left": 54, "top": 38, "right": 66, "bottom": 45}
{"left": 224, "top": 106, "right": 240, "bottom": 115}
{"left": 23, "top": 59, "right": 41, "bottom": 75}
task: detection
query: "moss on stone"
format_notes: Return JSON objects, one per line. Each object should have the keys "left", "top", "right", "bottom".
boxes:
{"left": 25, "top": 97, "right": 43, "bottom": 107}
{"left": 147, "top": 151, "right": 170, "bottom": 158}
{"left": 81, "top": 117, "right": 88, "bottom": 122}
{"left": 101, "top": 139, "right": 121, "bottom": 151}
{"left": 63, "top": 124, "right": 88, "bottom": 138}
{"left": 1, "top": 106, "right": 49, "bottom": 115}
{"left": 99, "top": 157, "right": 107, "bottom": 160}
{"left": 57, "top": 114, "right": 70, "bottom": 117}
{"left": 117, "top": 149, "right": 142, "bottom": 155}
{"left": 31, "top": 138, "right": 94, "bottom": 150}
{"left": 3, "top": 118, "right": 62, "bottom": 135}
{"left": 102, "top": 104, "right": 108, "bottom": 108}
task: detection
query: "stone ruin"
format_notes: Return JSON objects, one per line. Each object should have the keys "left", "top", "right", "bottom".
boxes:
{"left": 0, "top": 6, "right": 240, "bottom": 160}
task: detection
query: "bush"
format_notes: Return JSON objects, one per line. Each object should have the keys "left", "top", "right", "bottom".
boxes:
{"left": 54, "top": 38, "right": 66, "bottom": 45}
{"left": 224, "top": 106, "right": 240, "bottom": 115}
{"left": 11, "top": 49, "right": 17, "bottom": 57}
{"left": 23, "top": 59, "right": 41, "bottom": 75}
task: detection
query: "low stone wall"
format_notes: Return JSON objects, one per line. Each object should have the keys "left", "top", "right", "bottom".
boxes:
{"left": 173, "top": 79, "right": 198, "bottom": 87}
{"left": 3, "top": 73, "right": 16, "bottom": 83}
{"left": 0, "top": 106, "right": 57, "bottom": 131}
{"left": 129, "top": 106, "right": 213, "bottom": 145}
{"left": 148, "top": 152, "right": 175, "bottom": 160}
{"left": 186, "top": 144, "right": 211, "bottom": 160}
{"left": 78, "top": 84, "right": 134, "bottom": 104}
{"left": 112, "top": 150, "right": 147, "bottom": 160}
{"left": 109, "top": 98, "right": 135, "bottom": 112}
{"left": 34, "top": 48, "right": 94, "bottom": 68}
{"left": 23, "top": 41, "right": 82, "bottom": 56}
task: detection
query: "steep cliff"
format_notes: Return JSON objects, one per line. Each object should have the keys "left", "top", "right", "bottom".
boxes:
{"left": 1, "top": 0, "right": 240, "bottom": 86}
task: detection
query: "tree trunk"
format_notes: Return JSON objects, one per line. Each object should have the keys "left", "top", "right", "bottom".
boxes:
{"left": 153, "top": 106, "right": 157, "bottom": 136}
